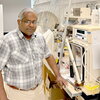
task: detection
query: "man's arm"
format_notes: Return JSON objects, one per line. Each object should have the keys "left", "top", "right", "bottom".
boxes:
{"left": 0, "top": 71, "right": 8, "bottom": 100}
{"left": 46, "top": 55, "right": 67, "bottom": 87}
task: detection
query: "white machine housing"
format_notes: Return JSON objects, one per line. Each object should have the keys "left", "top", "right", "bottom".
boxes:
{"left": 61, "top": 25, "right": 100, "bottom": 98}
{"left": 71, "top": 25, "right": 100, "bottom": 85}
{"left": 70, "top": 8, "right": 91, "bottom": 18}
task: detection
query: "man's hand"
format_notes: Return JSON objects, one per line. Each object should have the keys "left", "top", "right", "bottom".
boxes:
{"left": 0, "top": 71, "right": 8, "bottom": 100}
{"left": 46, "top": 55, "right": 68, "bottom": 88}
{"left": 56, "top": 76, "right": 67, "bottom": 88}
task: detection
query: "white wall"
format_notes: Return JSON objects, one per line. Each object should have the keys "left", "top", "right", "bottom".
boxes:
{"left": 0, "top": 4, "right": 3, "bottom": 35}
{"left": 0, "top": 0, "right": 31, "bottom": 32}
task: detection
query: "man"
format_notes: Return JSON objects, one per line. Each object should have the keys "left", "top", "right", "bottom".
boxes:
{"left": 0, "top": 8, "right": 67, "bottom": 100}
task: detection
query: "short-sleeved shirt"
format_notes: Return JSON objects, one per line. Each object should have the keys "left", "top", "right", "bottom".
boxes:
{"left": 0, "top": 29, "right": 51, "bottom": 90}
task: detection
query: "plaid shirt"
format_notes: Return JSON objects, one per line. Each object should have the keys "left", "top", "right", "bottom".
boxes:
{"left": 0, "top": 29, "right": 51, "bottom": 90}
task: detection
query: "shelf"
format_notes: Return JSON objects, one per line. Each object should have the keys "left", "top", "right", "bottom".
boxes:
{"left": 69, "top": 16, "right": 91, "bottom": 19}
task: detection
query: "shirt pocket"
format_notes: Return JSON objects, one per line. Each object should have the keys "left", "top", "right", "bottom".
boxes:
{"left": 11, "top": 50, "right": 29, "bottom": 64}
{"left": 33, "top": 52, "right": 44, "bottom": 62}
{"left": 33, "top": 46, "right": 44, "bottom": 59}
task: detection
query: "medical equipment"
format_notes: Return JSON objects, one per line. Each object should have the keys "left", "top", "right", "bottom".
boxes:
{"left": 67, "top": 25, "right": 100, "bottom": 98}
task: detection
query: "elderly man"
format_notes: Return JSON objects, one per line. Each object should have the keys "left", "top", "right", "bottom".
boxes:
{"left": 0, "top": 8, "right": 67, "bottom": 100}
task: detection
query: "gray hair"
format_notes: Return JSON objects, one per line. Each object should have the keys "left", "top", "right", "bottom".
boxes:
{"left": 18, "top": 8, "right": 37, "bottom": 20}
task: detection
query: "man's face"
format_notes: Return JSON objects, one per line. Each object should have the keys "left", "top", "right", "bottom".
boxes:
{"left": 18, "top": 12, "right": 37, "bottom": 36}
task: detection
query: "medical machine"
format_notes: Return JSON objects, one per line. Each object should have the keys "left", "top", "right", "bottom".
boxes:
{"left": 71, "top": 25, "right": 100, "bottom": 83}
{"left": 72, "top": 25, "right": 100, "bottom": 96}
{"left": 61, "top": 25, "right": 100, "bottom": 99}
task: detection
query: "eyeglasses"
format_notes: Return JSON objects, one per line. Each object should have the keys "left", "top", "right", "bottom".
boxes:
{"left": 22, "top": 20, "right": 37, "bottom": 25}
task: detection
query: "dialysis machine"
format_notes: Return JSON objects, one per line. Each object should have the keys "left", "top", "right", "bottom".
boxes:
{"left": 71, "top": 25, "right": 100, "bottom": 83}
{"left": 61, "top": 25, "right": 100, "bottom": 99}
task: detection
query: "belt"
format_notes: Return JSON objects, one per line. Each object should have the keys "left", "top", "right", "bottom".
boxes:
{"left": 7, "top": 84, "right": 38, "bottom": 91}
